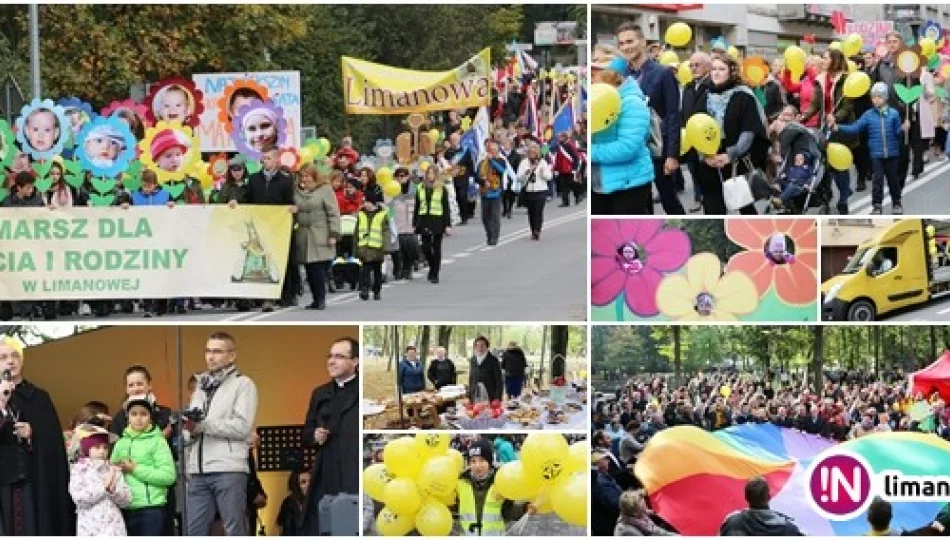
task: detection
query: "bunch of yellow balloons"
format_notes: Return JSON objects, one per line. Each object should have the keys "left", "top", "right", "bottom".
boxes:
{"left": 375, "top": 166, "right": 402, "bottom": 199}
{"left": 493, "top": 433, "right": 588, "bottom": 527}
{"left": 365, "top": 434, "right": 588, "bottom": 536}
{"left": 365, "top": 434, "right": 463, "bottom": 536}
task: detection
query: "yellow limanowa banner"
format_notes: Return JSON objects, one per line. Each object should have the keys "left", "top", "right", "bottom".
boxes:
{"left": 0, "top": 206, "right": 292, "bottom": 301}
{"left": 342, "top": 48, "right": 491, "bottom": 114}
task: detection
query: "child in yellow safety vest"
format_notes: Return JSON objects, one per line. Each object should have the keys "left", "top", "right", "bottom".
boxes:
{"left": 453, "top": 438, "right": 530, "bottom": 536}
{"left": 354, "top": 188, "right": 392, "bottom": 301}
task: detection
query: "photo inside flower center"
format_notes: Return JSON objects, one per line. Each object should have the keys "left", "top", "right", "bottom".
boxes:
{"left": 694, "top": 292, "right": 715, "bottom": 316}
{"left": 763, "top": 234, "right": 796, "bottom": 266}
{"left": 616, "top": 242, "right": 645, "bottom": 275}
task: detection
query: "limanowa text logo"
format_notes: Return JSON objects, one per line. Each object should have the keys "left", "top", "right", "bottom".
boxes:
{"left": 804, "top": 449, "right": 950, "bottom": 521}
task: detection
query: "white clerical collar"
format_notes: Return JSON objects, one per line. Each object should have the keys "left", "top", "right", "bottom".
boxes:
{"left": 335, "top": 373, "right": 356, "bottom": 387}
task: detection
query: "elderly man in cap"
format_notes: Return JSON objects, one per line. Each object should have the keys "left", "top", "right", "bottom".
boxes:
{"left": 591, "top": 449, "right": 623, "bottom": 536}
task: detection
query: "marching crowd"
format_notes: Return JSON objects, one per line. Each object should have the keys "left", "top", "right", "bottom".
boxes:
{"left": 0, "top": 333, "right": 360, "bottom": 536}
{"left": 589, "top": 368, "right": 950, "bottom": 536}
{"left": 1, "top": 103, "right": 586, "bottom": 320}
{"left": 592, "top": 22, "right": 950, "bottom": 216}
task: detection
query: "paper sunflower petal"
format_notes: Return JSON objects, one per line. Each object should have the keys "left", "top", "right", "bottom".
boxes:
{"left": 712, "top": 271, "right": 760, "bottom": 316}
{"left": 655, "top": 274, "right": 699, "bottom": 319}
{"left": 686, "top": 253, "right": 724, "bottom": 294}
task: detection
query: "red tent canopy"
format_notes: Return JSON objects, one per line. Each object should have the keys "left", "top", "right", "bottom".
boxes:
{"left": 910, "top": 351, "right": 950, "bottom": 402}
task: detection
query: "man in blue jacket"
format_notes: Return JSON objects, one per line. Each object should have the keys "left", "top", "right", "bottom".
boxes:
{"left": 398, "top": 345, "right": 425, "bottom": 394}
{"left": 617, "top": 22, "right": 685, "bottom": 215}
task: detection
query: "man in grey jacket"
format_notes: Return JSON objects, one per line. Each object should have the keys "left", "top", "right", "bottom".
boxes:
{"left": 183, "top": 332, "right": 259, "bottom": 536}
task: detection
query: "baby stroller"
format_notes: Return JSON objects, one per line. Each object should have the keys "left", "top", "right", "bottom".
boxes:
{"left": 767, "top": 123, "right": 832, "bottom": 215}
{"left": 331, "top": 214, "right": 361, "bottom": 291}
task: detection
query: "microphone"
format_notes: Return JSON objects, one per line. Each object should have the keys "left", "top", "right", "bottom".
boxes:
{"left": 1, "top": 369, "right": 10, "bottom": 397}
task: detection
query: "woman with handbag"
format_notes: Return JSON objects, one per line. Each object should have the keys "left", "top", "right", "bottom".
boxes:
{"left": 802, "top": 48, "right": 857, "bottom": 215}
{"left": 517, "top": 142, "right": 553, "bottom": 241}
{"left": 693, "top": 56, "right": 768, "bottom": 215}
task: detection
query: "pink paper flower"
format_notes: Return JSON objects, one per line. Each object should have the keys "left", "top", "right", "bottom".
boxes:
{"left": 591, "top": 219, "right": 691, "bottom": 317}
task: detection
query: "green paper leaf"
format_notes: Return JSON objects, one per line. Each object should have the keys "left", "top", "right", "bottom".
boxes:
{"left": 164, "top": 182, "right": 186, "bottom": 200}
{"left": 928, "top": 54, "right": 940, "bottom": 71}
{"left": 34, "top": 178, "right": 53, "bottom": 193}
{"left": 126, "top": 159, "right": 142, "bottom": 177}
{"left": 92, "top": 178, "right": 116, "bottom": 194}
{"left": 89, "top": 193, "right": 115, "bottom": 207}
{"left": 32, "top": 160, "right": 53, "bottom": 179}
{"left": 894, "top": 84, "right": 922, "bottom": 104}
{"left": 245, "top": 159, "right": 262, "bottom": 175}
{"left": 0, "top": 187, "right": 7, "bottom": 203}
{"left": 122, "top": 174, "right": 142, "bottom": 193}
{"left": 63, "top": 159, "right": 83, "bottom": 174}
{"left": 64, "top": 173, "right": 84, "bottom": 189}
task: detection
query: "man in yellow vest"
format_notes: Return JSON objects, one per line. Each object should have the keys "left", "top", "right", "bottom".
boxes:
{"left": 412, "top": 168, "right": 452, "bottom": 284}
{"left": 455, "top": 438, "right": 529, "bottom": 536}
{"left": 354, "top": 188, "right": 391, "bottom": 301}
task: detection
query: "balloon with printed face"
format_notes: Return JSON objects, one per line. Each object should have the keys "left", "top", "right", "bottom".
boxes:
{"left": 665, "top": 22, "right": 692, "bottom": 47}
{"left": 590, "top": 83, "right": 621, "bottom": 134}
{"left": 685, "top": 113, "right": 721, "bottom": 155}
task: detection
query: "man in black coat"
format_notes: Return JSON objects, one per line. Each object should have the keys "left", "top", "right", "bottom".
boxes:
{"left": 468, "top": 336, "right": 503, "bottom": 402}
{"left": 592, "top": 451, "right": 622, "bottom": 537}
{"left": 302, "top": 336, "right": 360, "bottom": 536}
{"left": 444, "top": 132, "right": 475, "bottom": 225}
{"left": 0, "top": 338, "right": 74, "bottom": 535}
{"left": 242, "top": 147, "right": 298, "bottom": 311}
{"left": 681, "top": 52, "right": 713, "bottom": 212}
{"left": 501, "top": 341, "right": 528, "bottom": 399}
{"left": 426, "top": 347, "right": 457, "bottom": 390}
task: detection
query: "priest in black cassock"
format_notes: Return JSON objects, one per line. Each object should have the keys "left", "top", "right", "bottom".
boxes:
{"left": 302, "top": 336, "right": 360, "bottom": 536}
{"left": 0, "top": 336, "right": 74, "bottom": 536}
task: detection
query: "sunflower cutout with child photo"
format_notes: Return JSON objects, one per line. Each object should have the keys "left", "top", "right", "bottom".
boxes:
{"left": 591, "top": 219, "right": 818, "bottom": 322}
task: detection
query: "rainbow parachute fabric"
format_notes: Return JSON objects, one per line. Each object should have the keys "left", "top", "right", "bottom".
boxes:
{"left": 635, "top": 423, "right": 948, "bottom": 535}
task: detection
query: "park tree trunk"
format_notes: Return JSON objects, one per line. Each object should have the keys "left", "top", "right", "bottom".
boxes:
{"left": 388, "top": 326, "right": 399, "bottom": 372}
{"left": 673, "top": 326, "right": 682, "bottom": 387}
{"left": 931, "top": 326, "right": 937, "bottom": 364}
{"left": 437, "top": 326, "right": 452, "bottom": 349}
{"left": 419, "top": 325, "right": 431, "bottom": 374}
{"left": 551, "top": 325, "right": 568, "bottom": 381}
{"left": 812, "top": 326, "right": 824, "bottom": 391}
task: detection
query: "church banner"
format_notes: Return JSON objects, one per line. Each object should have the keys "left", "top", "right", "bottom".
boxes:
{"left": 0, "top": 206, "right": 292, "bottom": 301}
{"left": 342, "top": 48, "right": 491, "bottom": 114}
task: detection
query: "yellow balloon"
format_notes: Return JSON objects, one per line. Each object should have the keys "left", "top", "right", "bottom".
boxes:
{"left": 419, "top": 161, "right": 431, "bottom": 172}
{"left": 921, "top": 37, "right": 936, "bottom": 58}
{"left": 415, "top": 500, "right": 453, "bottom": 536}
{"left": 727, "top": 46, "right": 740, "bottom": 60}
{"left": 437, "top": 490, "right": 457, "bottom": 507}
{"left": 446, "top": 448, "right": 465, "bottom": 475}
{"left": 927, "top": 225, "right": 936, "bottom": 237}
{"left": 590, "top": 83, "right": 621, "bottom": 134}
{"left": 533, "top": 484, "right": 555, "bottom": 514}
{"left": 383, "top": 477, "right": 423, "bottom": 516}
{"left": 461, "top": 116, "right": 472, "bottom": 132}
{"left": 299, "top": 146, "right": 317, "bottom": 165}
{"left": 842, "top": 71, "right": 871, "bottom": 98}
{"left": 685, "top": 113, "right": 721, "bottom": 155}
{"left": 364, "top": 463, "right": 394, "bottom": 502}
{"left": 376, "top": 507, "right": 414, "bottom": 537}
{"left": 494, "top": 461, "right": 542, "bottom": 501}
{"left": 843, "top": 33, "right": 864, "bottom": 58}
{"left": 565, "top": 441, "right": 589, "bottom": 474}
{"left": 665, "top": 22, "right": 692, "bottom": 47}
{"left": 721, "top": 385, "right": 732, "bottom": 398}
{"left": 784, "top": 45, "right": 806, "bottom": 80}
{"left": 829, "top": 41, "right": 841, "bottom": 51}
{"left": 382, "top": 179, "right": 402, "bottom": 198}
{"left": 376, "top": 166, "right": 393, "bottom": 184}
{"left": 676, "top": 62, "right": 693, "bottom": 85}
{"left": 383, "top": 436, "right": 424, "bottom": 478}
{"left": 520, "top": 433, "right": 570, "bottom": 485}
{"left": 659, "top": 50, "right": 679, "bottom": 66}
{"left": 552, "top": 473, "right": 587, "bottom": 527}
{"left": 416, "top": 433, "right": 450, "bottom": 458}
{"left": 847, "top": 60, "right": 857, "bottom": 73}
{"left": 827, "top": 143, "right": 853, "bottom": 171}
{"left": 417, "top": 456, "right": 457, "bottom": 499}
{"left": 427, "top": 128, "right": 440, "bottom": 144}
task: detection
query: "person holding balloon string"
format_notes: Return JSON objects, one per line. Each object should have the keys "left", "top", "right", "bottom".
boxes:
{"left": 801, "top": 47, "right": 860, "bottom": 215}
{"left": 689, "top": 55, "right": 768, "bottom": 215}
{"left": 590, "top": 45, "right": 655, "bottom": 215}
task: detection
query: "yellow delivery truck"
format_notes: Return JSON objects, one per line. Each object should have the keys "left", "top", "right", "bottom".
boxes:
{"left": 822, "top": 219, "right": 950, "bottom": 321}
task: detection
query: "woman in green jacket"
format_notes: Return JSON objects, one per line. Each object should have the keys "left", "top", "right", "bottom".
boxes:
{"left": 111, "top": 396, "right": 176, "bottom": 536}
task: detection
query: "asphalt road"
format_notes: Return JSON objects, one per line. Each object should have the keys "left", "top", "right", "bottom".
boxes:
{"left": 653, "top": 158, "right": 950, "bottom": 216}
{"left": 879, "top": 293, "right": 950, "bottom": 322}
{"left": 60, "top": 202, "right": 588, "bottom": 322}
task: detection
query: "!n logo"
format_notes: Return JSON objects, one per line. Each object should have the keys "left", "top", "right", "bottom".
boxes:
{"left": 805, "top": 450, "right": 873, "bottom": 521}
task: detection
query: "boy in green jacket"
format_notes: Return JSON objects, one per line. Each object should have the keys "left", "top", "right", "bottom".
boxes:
{"left": 111, "top": 395, "right": 176, "bottom": 536}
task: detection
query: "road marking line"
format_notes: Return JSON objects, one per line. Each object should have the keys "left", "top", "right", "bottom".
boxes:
{"left": 937, "top": 307, "right": 950, "bottom": 315}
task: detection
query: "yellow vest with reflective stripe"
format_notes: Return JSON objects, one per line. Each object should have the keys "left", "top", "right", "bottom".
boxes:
{"left": 417, "top": 186, "right": 444, "bottom": 216}
{"left": 357, "top": 211, "right": 387, "bottom": 249}
{"left": 457, "top": 479, "right": 504, "bottom": 536}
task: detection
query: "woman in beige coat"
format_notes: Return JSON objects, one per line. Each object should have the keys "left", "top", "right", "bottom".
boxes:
{"left": 293, "top": 163, "right": 341, "bottom": 310}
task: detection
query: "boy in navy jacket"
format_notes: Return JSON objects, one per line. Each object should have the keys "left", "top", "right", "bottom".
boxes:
{"left": 831, "top": 82, "right": 905, "bottom": 215}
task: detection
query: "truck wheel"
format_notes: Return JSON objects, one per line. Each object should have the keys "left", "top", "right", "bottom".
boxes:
{"left": 847, "top": 300, "right": 876, "bottom": 321}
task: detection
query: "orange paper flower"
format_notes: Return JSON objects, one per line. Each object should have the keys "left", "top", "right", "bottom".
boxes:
{"left": 216, "top": 79, "right": 271, "bottom": 133}
{"left": 742, "top": 57, "right": 769, "bottom": 87}
{"left": 724, "top": 219, "right": 817, "bottom": 306}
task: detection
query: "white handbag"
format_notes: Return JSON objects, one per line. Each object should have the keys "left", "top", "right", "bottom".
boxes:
{"left": 721, "top": 161, "right": 754, "bottom": 212}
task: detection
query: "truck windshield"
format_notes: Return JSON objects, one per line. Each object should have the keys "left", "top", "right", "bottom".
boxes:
{"left": 842, "top": 248, "right": 873, "bottom": 274}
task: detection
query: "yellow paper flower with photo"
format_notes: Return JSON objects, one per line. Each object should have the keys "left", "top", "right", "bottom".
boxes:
{"left": 655, "top": 252, "right": 759, "bottom": 321}
{"left": 138, "top": 121, "right": 201, "bottom": 184}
